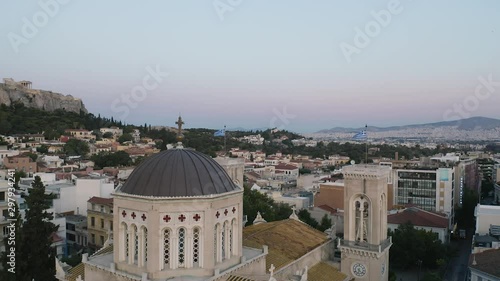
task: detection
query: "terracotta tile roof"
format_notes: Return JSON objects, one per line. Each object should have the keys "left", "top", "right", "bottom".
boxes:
{"left": 387, "top": 207, "right": 448, "bottom": 229}
{"left": 317, "top": 205, "right": 338, "bottom": 214}
{"left": 469, "top": 248, "right": 500, "bottom": 277}
{"left": 87, "top": 196, "right": 113, "bottom": 206}
{"left": 51, "top": 232, "right": 64, "bottom": 243}
{"left": 245, "top": 171, "right": 261, "bottom": 179}
{"left": 308, "top": 262, "right": 347, "bottom": 281}
{"left": 275, "top": 164, "right": 298, "bottom": 170}
{"left": 243, "top": 219, "right": 328, "bottom": 270}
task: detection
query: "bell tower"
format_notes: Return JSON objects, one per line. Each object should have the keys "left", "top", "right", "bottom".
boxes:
{"left": 339, "top": 165, "right": 391, "bottom": 281}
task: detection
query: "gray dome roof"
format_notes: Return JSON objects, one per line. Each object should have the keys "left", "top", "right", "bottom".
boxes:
{"left": 119, "top": 149, "right": 238, "bottom": 197}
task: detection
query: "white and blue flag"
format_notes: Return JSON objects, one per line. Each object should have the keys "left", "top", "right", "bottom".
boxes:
{"left": 214, "top": 128, "right": 225, "bottom": 137}
{"left": 352, "top": 126, "right": 367, "bottom": 141}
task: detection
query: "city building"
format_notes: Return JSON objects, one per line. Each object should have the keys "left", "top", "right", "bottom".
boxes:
{"left": 64, "top": 129, "right": 96, "bottom": 141}
{"left": 468, "top": 249, "right": 500, "bottom": 281}
{"left": 66, "top": 214, "right": 88, "bottom": 253}
{"left": 0, "top": 145, "right": 20, "bottom": 165}
{"left": 3, "top": 155, "right": 37, "bottom": 175}
{"left": 100, "top": 127, "right": 124, "bottom": 139}
{"left": 393, "top": 167, "right": 455, "bottom": 226}
{"left": 475, "top": 204, "right": 500, "bottom": 235}
{"left": 87, "top": 197, "right": 113, "bottom": 251}
{"left": 387, "top": 207, "right": 450, "bottom": 243}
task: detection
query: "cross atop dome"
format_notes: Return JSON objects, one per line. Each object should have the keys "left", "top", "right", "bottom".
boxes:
{"left": 176, "top": 115, "right": 185, "bottom": 146}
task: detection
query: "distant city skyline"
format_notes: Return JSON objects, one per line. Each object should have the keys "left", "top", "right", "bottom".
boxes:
{"left": 2, "top": 1, "right": 500, "bottom": 133}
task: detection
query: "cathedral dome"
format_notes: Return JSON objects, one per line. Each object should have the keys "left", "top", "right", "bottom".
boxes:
{"left": 118, "top": 148, "right": 239, "bottom": 197}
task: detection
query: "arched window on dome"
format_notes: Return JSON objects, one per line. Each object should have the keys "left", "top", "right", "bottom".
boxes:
{"left": 121, "top": 222, "right": 128, "bottom": 262}
{"left": 132, "top": 224, "right": 138, "bottom": 264}
{"left": 163, "top": 228, "right": 171, "bottom": 270}
{"left": 141, "top": 226, "right": 148, "bottom": 267}
{"left": 178, "top": 228, "right": 186, "bottom": 267}
{"left": 193, "top": 227, "right": 200, "bottom": 268}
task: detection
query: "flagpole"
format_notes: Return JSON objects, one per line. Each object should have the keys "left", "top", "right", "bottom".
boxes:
{"left": 365, "top": 124, "right": 368, "bottom": 164}
{"left": 224, "top": 125, "right": 227, "bottom": 156}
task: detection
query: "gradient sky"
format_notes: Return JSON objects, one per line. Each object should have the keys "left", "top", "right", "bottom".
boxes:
{"left": 1, "top": 1, "right": 500, "bottom": 133}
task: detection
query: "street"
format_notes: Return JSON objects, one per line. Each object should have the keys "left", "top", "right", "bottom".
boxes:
{"left": 443, "top": 228, "right": 473, "bottom": 281}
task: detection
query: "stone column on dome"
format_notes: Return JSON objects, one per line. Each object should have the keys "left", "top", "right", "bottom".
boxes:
{"left": 224, "top": 221, "right": 230, "bottom": 260}
{"left": 186, "top": 227, "right": 193, "bottom": 268}
{"left": 127, "top": 228, "right": 134, "bottom": 264}
{"left": 171, "top": 230, "right": 178, "bottom": 269}
{"left": 138, "top": 230, "right": 144, "bottom": 268}
{"left": 231, "top": 218, "right": 238, "bottom": 256}
{"left": 216, "top": 224, "right": 222, "bottom": 263}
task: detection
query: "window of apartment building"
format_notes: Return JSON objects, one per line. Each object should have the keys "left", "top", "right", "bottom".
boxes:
{"left": 0, "top": 191, "right": 5, "bottom": 202}
{"left": 91, "top": 217, "right": 95, "bottom": 227}
{"left": 67, "top": 233, "right": 76, "bottom": 242}
{"left": 66, "top": 223, "right": 76, "bottom": 231}
{"left": 100, "top": 205, "right": 104, "bottom": 213}
{"left": 100, "top": 235, "right": 105, "bottom": 245}
{"left": 110, "top": 221, "right": 113, "bottom": 231}
{"left": 91, "top": 234, "right": 95, "bottom": 244}
{"left": 2, "top": 209, "right": 8, "bottom": 219}
{"left": 3, "top": 226, "right": 8, "bottom": 237}
{"left": 101, "top": 218, "right": 104, "bottom": 229}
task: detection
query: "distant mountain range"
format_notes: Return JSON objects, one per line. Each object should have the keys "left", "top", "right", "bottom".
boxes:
{"left": 316, "top": 117, "right": 500, "bottom": 134}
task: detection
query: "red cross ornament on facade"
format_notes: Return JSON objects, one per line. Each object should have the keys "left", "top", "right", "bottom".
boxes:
{"left": 178, "top": 214, "right": 186, "bottom": 222}
{"left": 141, "top": 214, "right": 147, "bottom": 221}
{"left": 216, "top": 211, "right": 220, "bottom": 218}
{"left": 193, "top": 214, "right": 201, "bottom": 221}
{"left": 232, "top": 207, "right": 236, "bottom": 213}
{"left": 121, "top": 210, "right": 127, "bottom": 218}
{"left": 163, "top": 215, "right": 171, "bottom": 223}
{"left": 224, "top": 209, "right": 228, "bottom": 216}
{"left": 131, "top": 212, "right": 136, "bottom": 219}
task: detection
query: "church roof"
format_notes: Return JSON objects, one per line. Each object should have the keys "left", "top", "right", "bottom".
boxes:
{"left": 118, "top": 148, "right": 239, "bottom": 197}
{"left": 66, "top": 263, "right": 85, "bottom": 281}
{"left": 243, "top": 219, "right": 328, "bottom": 270}
{"left": 308, "top": 262, "right": 347, "bottom": 281}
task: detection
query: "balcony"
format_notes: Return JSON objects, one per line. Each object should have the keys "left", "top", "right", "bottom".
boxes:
{"left": 338, "top": 237, "right": 392, "bottom": 256}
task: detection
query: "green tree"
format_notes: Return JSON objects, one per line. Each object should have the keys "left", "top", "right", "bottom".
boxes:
{"left": 36, "top": 144, "right": 49, "bottom": 154}
{"left": 118, "top": 133, "right": 133, "bottom": 144}
{"left": 102, "top": 132, "right": 113, "bottom": 139}
{"left": 63, "top": 139, "right": 89, "bottom": 156}
{"left": 17, "top": 176, "right": 58, "bottom": 281}
{"left": 319, "top": 214, "right": 332, "bottom": 232}
{"left": 389, "top": 222, "right": 447, "bottom": 269}
{"left": 297, "top": 209, "right": 319, "bottom": 229}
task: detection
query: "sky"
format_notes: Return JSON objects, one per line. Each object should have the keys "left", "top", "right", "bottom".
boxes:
{"left": 1, "top": 0, "right": 500, "bottom": 133}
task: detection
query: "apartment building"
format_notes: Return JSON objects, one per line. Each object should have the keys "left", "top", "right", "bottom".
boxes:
{"left": 87, "top": 197, "right": 113, "bottom": 251}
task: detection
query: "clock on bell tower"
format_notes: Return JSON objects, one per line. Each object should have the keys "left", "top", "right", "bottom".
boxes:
{"left": 338, "top": 165, "right": 392, "bottom": 281}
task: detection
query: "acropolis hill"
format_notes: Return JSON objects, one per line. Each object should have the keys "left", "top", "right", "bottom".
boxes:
{"left": 0, "top": 78, "right": 87, "bottom": 114}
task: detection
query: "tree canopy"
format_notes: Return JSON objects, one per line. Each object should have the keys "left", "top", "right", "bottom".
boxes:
{"left": 17, "top": 176, "right": 58, "bottom": 281}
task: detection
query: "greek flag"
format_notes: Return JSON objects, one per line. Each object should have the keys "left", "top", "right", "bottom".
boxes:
{"left": 352, "top": 130, "right": 367, "bottom": 141}
{"left": 214, "top": 129, "right": 225, "bottom": 137}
